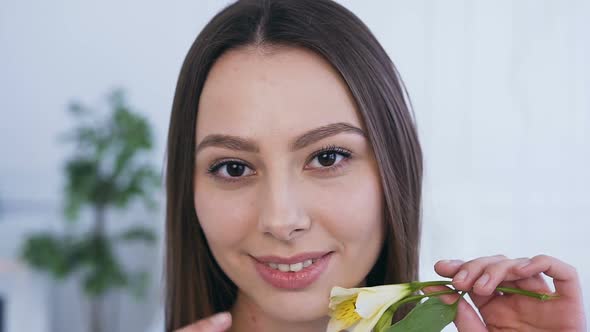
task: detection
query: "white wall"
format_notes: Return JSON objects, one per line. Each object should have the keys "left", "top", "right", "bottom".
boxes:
{"left": 0, "top": 260, "right": 50, "bottom": 332}
{"left": 1, "top": 1, "right": 588, "bottom": 331}
{"left": 340, "top": 0, "right": 590, "bottom": 328}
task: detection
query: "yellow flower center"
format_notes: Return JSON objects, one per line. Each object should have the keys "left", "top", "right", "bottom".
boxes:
{"left": 333, "top": 295, "right": 362, "bottom": 327}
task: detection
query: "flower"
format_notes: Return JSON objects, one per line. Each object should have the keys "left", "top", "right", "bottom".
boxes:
{"left": 327, "top": 284, "right": 413, "bottom": 332}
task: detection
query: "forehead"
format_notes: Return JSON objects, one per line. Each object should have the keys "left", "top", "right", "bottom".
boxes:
{"left": 196, "top": 45, "right": 364, "bottom": 145}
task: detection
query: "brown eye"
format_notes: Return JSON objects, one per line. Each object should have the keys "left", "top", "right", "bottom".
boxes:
{"left": 208, "top": 160, "right": 255, "bottom": 180}
{"left": 307, "top": 146, "right": 352, "bottom": 170}
{"left": 226, "top": 162, "right": 246, "bottom": 177}
{"left": 317, "top": 152, "right": 337, "bottom": 166}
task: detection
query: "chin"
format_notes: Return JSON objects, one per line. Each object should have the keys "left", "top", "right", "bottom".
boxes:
{"left": 266, "top": 298, "right": 328, "bottom": 322}
{"left": 256, "top": 287, "right": 331, "bottom": 322}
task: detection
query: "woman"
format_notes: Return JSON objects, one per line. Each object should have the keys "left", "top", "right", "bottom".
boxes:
{"left": 164, "top": 0, "right": 586, "bottom": 331}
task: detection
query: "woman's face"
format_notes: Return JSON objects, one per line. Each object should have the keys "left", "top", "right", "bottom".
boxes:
{"left": 193, "top": 45, "right": 384, "bottom": 323}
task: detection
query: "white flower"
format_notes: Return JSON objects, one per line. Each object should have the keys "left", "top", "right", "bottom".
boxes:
{"left": 327, "top": 284, "right": 412, "bottom": 332}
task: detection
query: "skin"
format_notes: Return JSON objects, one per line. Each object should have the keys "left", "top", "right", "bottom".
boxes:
{"left": 177, "top": 46, "right": 587, "bottom": 332}
{"left": 192, "top": 45, "right": 384, "bottom": 332}
{"left": 429, "top": 255, "right": 587, "bottom": 331}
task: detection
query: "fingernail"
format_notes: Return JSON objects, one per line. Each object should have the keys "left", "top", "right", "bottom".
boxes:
{"left": 211, "top": 312, "right": 231, "bottom": 326}
{"left": 448, "top": 259, "right": 463, "bottom": 266}
{"left": 454, "top": 270, "right": 468, "bottom": 282}
{"left": 475, "top": 273, "right": 490, "bottom": 288}
{"left": 517, "top": 259, "right": 531, "bottom": 269}
{"left": 439, "top": 259, "right": 463, "bottom": 266}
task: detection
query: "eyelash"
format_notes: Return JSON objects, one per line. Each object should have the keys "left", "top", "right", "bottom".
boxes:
{"left": 206, "top": 144, "right": 353, "bottom": 184}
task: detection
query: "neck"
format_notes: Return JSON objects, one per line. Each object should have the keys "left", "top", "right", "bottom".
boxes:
{"left": 229, "top": 292, "right": 329, "bottom": 332}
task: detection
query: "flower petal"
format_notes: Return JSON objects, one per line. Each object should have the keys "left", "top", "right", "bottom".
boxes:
{"left": 328, "top": 294, "right": 362, "bottom": 332}
{"left": 329, "top": 286, "right": 362, "bottom": 309}
{"left": 350, "top": 298, "right": 397, "bottom": 332}
{"left": 354, "top": 284, "right": 411, "bottom": 318}
{"left": 327, "top": 314, "right": 358, "bottom": 332}
{"left": 326, "top": 317, "right": 350, "bottom": 332}
{"left": 330, "top": 286, "right": 363, "bottom": 298}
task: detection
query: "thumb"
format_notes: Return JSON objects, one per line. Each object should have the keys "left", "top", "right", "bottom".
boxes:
{"left": 176, "top": 312, "right": 232, "bottom": 332}
{"left": 422, "top": 286, "right": 486, "bottom": 332}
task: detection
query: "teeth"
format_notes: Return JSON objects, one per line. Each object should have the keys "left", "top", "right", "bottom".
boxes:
{"left": 267, "top": 259, "right": 316, "bottom": 272}
{"left": 278, "top": 264, "right": 290, "bottom": 272}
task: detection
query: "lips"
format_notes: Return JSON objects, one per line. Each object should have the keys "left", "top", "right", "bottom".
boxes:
{"left": 252, "top": 251, "right": 333, "bottom": 290}
{"left": 254, "top": 251, "right": 332, "bottom": 264}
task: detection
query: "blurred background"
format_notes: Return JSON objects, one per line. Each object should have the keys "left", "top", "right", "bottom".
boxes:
{"left": 0, "top": 0, "right": 588, "bottom": 331}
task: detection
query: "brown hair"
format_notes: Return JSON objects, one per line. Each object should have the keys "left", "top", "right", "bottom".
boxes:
{"left": 164, "top": 0, "right": 423, "bottom": 330}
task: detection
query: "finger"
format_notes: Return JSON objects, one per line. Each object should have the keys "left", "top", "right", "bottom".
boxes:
{"left": 437, "top": 256, "right": 527, "bottom": 308}
{"left": 422, "top": 285, "right": 486, "bottom": 332}
{"left": 513, "top": 273, "right": 551, "bottom": 294}
{"left": 176, "top": 312, "right": 232, "bottom": 332}
{"left": 434, "top": 259, "right": 464, "bottom": 278}
{"left": 462, "top": 257, "right": 531, "bottom": 309}
{"left": 450, "top": 255, "right": 508, "bottom": 292}
{"left": 471, "top": 257, "right": 532, "bottom": 297}
{"left": 513, "top": 254, "right": 581, "bottom": 298}
{"left": 435, "top": 258, "right": 514, "bottom": 307}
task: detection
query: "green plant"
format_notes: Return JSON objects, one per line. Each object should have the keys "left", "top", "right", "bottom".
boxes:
{"left": 20, "top": 88, "right": 160, "bottom": 332}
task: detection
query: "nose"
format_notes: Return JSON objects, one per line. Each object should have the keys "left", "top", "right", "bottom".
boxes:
{"left": 257, "top": 175, "right": 311, "bottom": 242}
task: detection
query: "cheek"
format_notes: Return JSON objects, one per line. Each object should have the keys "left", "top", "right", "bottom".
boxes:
{"left": 307, "top": 168, "right": 384, "bottom": 286}
{"left": 311, "top": 170, "right": 384, "bottom": 243}
{"left": 194, "top": 185, "right": 257, "bottom": 249}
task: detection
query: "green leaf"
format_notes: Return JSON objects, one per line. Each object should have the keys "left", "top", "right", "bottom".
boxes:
{"left": 20, "top": 234, "right": 73, "bottom": 278}
{"left": 128, "top": 271, "right": 150, "bottom": 300}
{"left": 385, "top": 297, "right": 457, "bottom": 332}
{"left": 115, "top": 226, "right": 156, "bottom": 244}
{"left": 374, "top": 306, "right": 395, "bottom": 332}
{"left": 60, "top": 88, "right": 160, "bottom": 219}
{"left": 81, "top": 236, "right": 128, "bottom": 297}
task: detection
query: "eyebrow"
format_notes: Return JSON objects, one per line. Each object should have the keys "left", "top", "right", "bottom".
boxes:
{"left": 195, "top": 122, "right": 366, "bottom": 155}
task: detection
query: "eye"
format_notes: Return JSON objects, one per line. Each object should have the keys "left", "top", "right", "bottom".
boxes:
{"left": 206, "top": 145, "right": 353, "bottom": 183}
{"left": 306, "top": 145, "right": 353, "bottom": 171}
{"left": 207, "top": 159, "right": 255, "bottom": 183}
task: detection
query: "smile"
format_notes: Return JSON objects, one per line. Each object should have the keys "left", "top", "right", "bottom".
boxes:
{"left": 266, "top": 259, "right": 317, "bottom": 272}
{"left": 251, "top": 251, "right": 333, "bottom": 290}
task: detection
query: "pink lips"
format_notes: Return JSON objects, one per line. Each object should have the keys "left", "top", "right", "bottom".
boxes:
{"left": 252, "top": 251, "right": 333, "bottom": 290}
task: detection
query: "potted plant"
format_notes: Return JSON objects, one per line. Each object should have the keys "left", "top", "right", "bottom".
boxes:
{"left": 20, "top": 88, "right": 161, "bottom": 332}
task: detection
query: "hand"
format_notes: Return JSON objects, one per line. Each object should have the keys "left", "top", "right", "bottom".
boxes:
{"left": 174, "top": 312, "right": 232, "bottom": 332}
{"left": 430, "top": 254, "right": 586, "bottom": 331}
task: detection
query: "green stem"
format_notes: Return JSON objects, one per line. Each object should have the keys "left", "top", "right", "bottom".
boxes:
{"left": 496, "top": 286, "right": 559, "bottom": 301}
{"left": 408, "top": 280, "right": 559, "bottom": 301}
{"left": 452, "top": 291, "right": 468, "bottom": 307}
{"left": 410, "top": 280, "right": 453, "bottom": 291}
{"left": 410, "top": 280, "right": 558, "bottom": 301}
{"left": 381, "top": 289, "right": 459, "bottom": 322}
{"left": 399, "top": 290, "right": 458, "bottom": 306}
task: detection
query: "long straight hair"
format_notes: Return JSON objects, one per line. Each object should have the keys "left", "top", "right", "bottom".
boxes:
{"left": 164, "top": 0, "right": 423, "bottom": 330}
